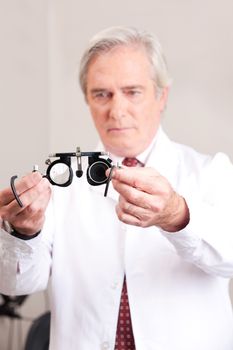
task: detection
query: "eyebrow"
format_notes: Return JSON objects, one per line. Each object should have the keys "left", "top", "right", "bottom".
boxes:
{"left": 90, "top": 88, "right": 108, "bottom": 94}
{"left": 90, "top": 85, "right": 145, "bottom": 94}
{"left": 122, "top": 85, "right": 145, "bottom": 90}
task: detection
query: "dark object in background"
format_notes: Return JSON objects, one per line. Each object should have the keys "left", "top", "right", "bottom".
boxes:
{"left": 0, "top": 294, "right": 28, "bottom": 318}
{"left": 24, "top": 311, "right": 51, "bottom": 350}
{"left": 0, "top": 294, "right": 29, "bottom": 350}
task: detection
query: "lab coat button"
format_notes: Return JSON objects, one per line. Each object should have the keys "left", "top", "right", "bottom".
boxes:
{"left": 101, "top": 341, "right": 110, "bottom": 349}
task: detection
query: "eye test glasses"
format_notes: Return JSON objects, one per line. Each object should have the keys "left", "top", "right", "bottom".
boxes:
{"left": 10, "top": 147, "right": 116, "bottom": 208}
{"left": 45, "top": 147, "right": 113, "bottom": 187}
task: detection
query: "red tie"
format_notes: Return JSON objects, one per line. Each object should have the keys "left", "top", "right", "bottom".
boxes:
{"left": 114, "top": 158, "right": 142, "bottom": 350}
{"left": 114, "top": 277, "right": 135, "bottom": 350}
{"left": 121, "top": 157, "right": 143, "bottom": 168}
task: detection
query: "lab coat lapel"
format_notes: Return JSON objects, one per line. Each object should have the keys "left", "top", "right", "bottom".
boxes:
{"left": 145, "top": 128, "right": 180, "bottom": 189}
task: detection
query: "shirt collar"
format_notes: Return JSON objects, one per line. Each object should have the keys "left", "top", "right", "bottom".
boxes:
{"left": 96, "top": 127, "right": 161, "bottom": 167}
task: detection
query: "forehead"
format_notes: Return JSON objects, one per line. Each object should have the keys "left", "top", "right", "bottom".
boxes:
{"left": 86, "top": 45, "right": 153, "bottom": 86}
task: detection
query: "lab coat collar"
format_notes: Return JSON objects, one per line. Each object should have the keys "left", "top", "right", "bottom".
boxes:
{"left": 145, "top": 128, "right": 180, "bottom": 188}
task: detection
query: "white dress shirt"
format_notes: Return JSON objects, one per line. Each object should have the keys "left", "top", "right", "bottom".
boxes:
{"left": 1, "top": 128, "right": 233, "bottom": 350}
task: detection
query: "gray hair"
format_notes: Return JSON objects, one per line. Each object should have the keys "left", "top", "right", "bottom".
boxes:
{"left": 79, "top": 26, "right": 172, "bottom": 96}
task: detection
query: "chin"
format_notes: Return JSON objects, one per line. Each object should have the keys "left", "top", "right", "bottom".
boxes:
{"left": 103, "top": 135, "right": 150, "bottom": 157}
{"left": 107, "top": 143, "right": 142, "bottom": 158}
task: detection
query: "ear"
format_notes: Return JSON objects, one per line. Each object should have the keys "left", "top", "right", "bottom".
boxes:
{"left": 158, "top": 86, "right": 169, "bottom": 112}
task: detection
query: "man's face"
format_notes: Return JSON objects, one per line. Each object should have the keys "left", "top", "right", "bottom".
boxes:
{"left": 86, "top": 45, "right": 168, "bottom": 157}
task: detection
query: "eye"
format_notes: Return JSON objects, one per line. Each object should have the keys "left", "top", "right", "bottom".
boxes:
{"left": 124, "top": 88, "right": 143, "bottom": 99}
{"left": 92, "top": 90, "right": 112, "bottom": 100}
{"left": 128, "top": 90, "right": 141, "bottom": 96}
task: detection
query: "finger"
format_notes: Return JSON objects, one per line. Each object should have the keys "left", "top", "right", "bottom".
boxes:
{"left": 118, "top": 196, "right": 152, "bottom": 222}
{"left": 116, "top": 204, "right": 142, "bottom": 227}
{"left": 13, "top": 183, "right": 51, "bottom": 222}
{"left": 2, "top": 177, "right": 51, "bottom": 221}
{"left": 15, "top": 177, "right": 51, "bottom": 211}
{"left": 9, "top": 185, "right": 51, "bottom": 234}
{"left": 112, "top": 180, "right": 155, "bottom": 210}
{"left": 0, "top": 172, "right": 43, "bottom": 206}
{"left": 117, "top": 197, "right": 166, "bottom": 228}
{"left": 110, "top": 167, "right": 145, "bottom": 185}
{"left": 111, "top": 167, "right": 161, "bottom": 194}
{"left": 105, "top": 164, "right": 126, "bottom": 177}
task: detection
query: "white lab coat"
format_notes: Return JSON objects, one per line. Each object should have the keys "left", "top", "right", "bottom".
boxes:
{"left": 1, "top": 128, "right": 233, "bottom": 350}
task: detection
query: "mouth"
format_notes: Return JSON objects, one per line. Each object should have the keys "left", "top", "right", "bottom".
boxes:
{"left": 107, "top": 127, "right": 134, "bottom": 133}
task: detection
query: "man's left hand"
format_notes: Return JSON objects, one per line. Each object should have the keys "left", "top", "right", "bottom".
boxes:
{"left": 109, "top": 167, "right": 189, "bottom": 232}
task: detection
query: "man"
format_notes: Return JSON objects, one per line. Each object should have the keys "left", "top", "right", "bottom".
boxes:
{"left": 1, "top": 26, "right": 233, "bottom": 350}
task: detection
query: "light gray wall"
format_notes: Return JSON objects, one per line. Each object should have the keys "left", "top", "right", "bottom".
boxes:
{"left": 0, "top": 1, "right": 50, "bottom": 349}
{"left": 1, "top": 1, "right": 233, "bottom": 349}
{"left": 0, "top": 0, "right": 49, "bottom": 188}
{"left": 49, "top": 0, "right": 233, "bottom": 160}
{"left": 1, "top": 0, "right": 233, "bottom": 183}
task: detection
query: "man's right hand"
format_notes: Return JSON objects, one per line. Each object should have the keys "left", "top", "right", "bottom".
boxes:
{"left": 0, "top": 172, "right": 51, "bottom": 236}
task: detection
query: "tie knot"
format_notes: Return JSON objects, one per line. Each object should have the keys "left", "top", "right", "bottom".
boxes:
{"left": 122, "top": 158, "right": 143, "bottom": 167}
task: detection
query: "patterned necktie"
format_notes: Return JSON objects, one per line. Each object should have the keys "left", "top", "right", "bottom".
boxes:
{"left": 121, "top": 157, "right": 143, "bottom": 168}
{"left": 114, "top": 158, "right": 142, "bottom": 350}
{"left": 114, "top": 277, "right": 135, "bottom": 350}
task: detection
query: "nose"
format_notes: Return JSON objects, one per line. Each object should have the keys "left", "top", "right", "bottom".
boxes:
{"left": 108, "top": 93, "right": 127, "bottom": 120}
